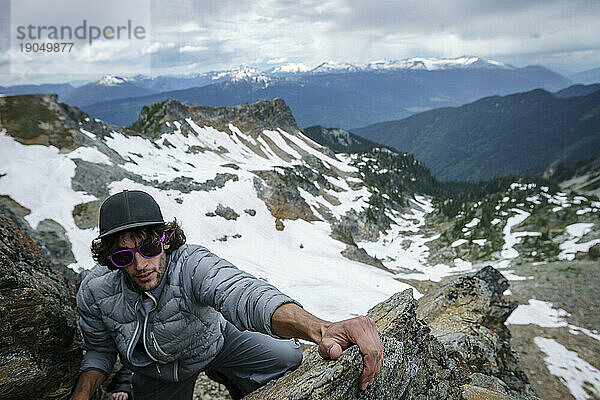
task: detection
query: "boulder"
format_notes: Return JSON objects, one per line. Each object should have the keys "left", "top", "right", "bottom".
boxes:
{"left": 417, "top": 266, "right": 539, "bottom": 399}
{"left": 0, "top": 211, "right": 82, "bottom": 400}
{"left": 245, "top": 266, "right": 538, "bottom": 400}
{"left": 245, "top": 289, "right": 465, "bottom": 400}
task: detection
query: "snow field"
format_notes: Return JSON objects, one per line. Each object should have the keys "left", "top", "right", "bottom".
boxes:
{"left": 0, "top": 131, "right": 97, "bottom": 271}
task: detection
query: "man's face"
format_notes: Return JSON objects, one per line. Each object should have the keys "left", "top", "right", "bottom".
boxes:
{"left": 119, "top": 232, "right": 169, "bottom": 292}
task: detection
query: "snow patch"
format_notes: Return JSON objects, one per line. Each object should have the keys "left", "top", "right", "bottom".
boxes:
{"left": 535, "top": 337, "right": 600, "bottom": 400}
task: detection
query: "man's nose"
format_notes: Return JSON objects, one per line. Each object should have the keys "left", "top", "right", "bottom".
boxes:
{"left": 133, "top": 251, "right": 148, "bottom": 269}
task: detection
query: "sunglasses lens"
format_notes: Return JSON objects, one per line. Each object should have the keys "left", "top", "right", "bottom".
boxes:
{"left": 111, "top": 251, "right": 134, "bottom": 268}
{"left": 140, "top": 240, "right": 162, "bottom": 258}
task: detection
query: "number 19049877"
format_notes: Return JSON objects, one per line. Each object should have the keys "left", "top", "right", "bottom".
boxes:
{"left": 19, "top": 42, "right": 74, "bottom": 52}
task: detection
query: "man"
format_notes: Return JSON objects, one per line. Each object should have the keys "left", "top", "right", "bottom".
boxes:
{"left": 71, "top": 190, "right": 382, "bottom": 400}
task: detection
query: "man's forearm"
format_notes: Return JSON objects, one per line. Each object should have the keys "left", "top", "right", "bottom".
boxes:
{"left": 70, "top": 370, "right": 105, "bottom": 400}
{"left": 272, "top": 302, "right": 383, "bottom": 390}
{"left": 271, "top": 303, "right": 331, "bottom": 343}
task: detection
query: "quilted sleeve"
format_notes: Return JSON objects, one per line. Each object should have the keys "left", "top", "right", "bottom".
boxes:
{"left": 76, "top": 273, "right": 118, "bottom": 377}
{"left": 186, "top": 246, "right": 302, "bottom": 337}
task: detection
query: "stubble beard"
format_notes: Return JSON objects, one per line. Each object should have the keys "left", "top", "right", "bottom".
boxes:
{"left": 133, "top": 252, "right": 166, "bottom": 292}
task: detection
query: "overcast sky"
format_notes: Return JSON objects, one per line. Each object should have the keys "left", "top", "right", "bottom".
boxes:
{"left": 1, "top": 0, "right": 599, "bottom": 85}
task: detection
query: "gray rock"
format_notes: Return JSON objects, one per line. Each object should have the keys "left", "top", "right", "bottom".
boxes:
{"left": 417, "top": 266, "right": 539, "bottom": 399}
{"left": 153, "top": 173, "right": 239, "bottom": 194}
{"left": 253, "top": 173, "right": 320, "bottom": 222}
{"left": 0, "top": 196, "right": 80, "bottom": 285}
{"left": 245, "top": 267, "right": 538, "bottom": 400}
{"left": 246, "top": 289, "right": 465, "bottom": 400}
{"left": 0, "top": 211, "right": 82, "bottom": 400}
{"left": 131, "top": 98, "right": 300, "bottom": 141}
{"left": 340, "top": 244, "right": 390, "bottom": 271}
{"left": 208, "top": 204, "right": 240, "bottom": 221}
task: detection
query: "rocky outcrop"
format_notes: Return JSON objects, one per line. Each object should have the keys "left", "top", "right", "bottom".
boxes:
{"left": 0, "top": 94, "right": 137, "bottom": 152}
{"left": 0, "top": 211, "right": 81, "bottom": 400}
{"left": 189, "top": 98, "right": 300, "bottom": 138}
{"left": 131, "top": 99, "right": 192, "bottom": 139}
{"left": 245, "top": 266, "right": 538, "bottom": 400}
{"left": 418, "top": 266, "right": 538, "bottom": 399}
{"left": 0, "top": 94, "right": 80, "bottom": 151}
{"left": 0, "top": 196, "right": 80, "bottom": 285}
{"left": 253, "top": 172, "right": 320, "bottom": 224}
{"left": 131, "top": 98, "right": 300, "bottom": 140}
{"left": 246, "top": 289, "right": 465, "bottom": 400}
{"left": 340, "top": 244, "right": 388, "bottom": 271}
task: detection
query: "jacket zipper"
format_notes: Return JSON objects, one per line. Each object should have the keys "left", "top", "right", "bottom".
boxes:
{"left": 141, "top": 292, "right": 169, "bottom": 377}
{"left": 126, "top": 299, "right": 141, "bottom": 363}
{"left": 174, "top": 359, "right": 179, "bottom": 382}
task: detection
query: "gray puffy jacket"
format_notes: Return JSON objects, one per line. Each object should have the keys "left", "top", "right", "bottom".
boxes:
{"left": 77, "top": 244, "right": 299, "bottom": 382}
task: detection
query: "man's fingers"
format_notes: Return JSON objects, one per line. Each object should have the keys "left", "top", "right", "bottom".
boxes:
{"left": 329, "top": 343, "right": 343, "bottom": 359}
{"left": 354, "top": 317, "right": 382, "bottom": 390}
{"left": 318, "top": 338, "right": 344, "bottom": 360}
{"left": 319, "top": 315, "right": 383, "bottom": 391}
{"left": 359, "top": 352, "right": 377, "bottom": 390}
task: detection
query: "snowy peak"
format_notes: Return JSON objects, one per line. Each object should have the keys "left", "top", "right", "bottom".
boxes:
{"left": 129, "top": 97, "right": 348, "bottom": 170}
{"left": 271, "top": 56, "right": 511, "bottom": 75}
{"left": 365, "top": 56, "right": 512, "bottom": 71}
{"left": 85, "top": 56, "right": 513, "bottom": 89}
{"left": 267, "top": 63, "right": 312, "bottom": 75}
{"left": 310, "top": 61, "right": 363, "bottom": 74}
{"left": 211, "top": 66, "right": 270, "bottom": 83}
{"left": 97, "top": 75, "right": 130, "bottom": 86}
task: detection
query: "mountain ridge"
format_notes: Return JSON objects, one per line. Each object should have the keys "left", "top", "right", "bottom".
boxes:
{"left": 352, "top": 87, "right": 600, "bottom": 181}
{"left": 81, "top": 65, "right": 571, "bottom": 129}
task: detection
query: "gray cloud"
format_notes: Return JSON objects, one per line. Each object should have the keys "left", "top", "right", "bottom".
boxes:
{"left": 1, "top": 0, "right": 599, "bottom": 85}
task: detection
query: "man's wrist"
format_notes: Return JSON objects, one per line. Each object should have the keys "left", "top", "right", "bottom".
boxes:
{"left": 272, "top": 303, "right": 331, "bottom": 343}
{"left": 311, "top": 320, "right": 331, "bottom": 344}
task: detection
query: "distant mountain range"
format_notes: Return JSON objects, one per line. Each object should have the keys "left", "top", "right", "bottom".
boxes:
{"left": 554, "top": 83, "right": 600, "bottom": 98}
{"left": 80, "top": 62, "right": 570, "bottom": 129}
{"left": 570, "top": 66, "right": 600, "bottom": 85}
{"left": 0, "top": 56, "right": 574, "bottom": 129}
{"left": 352, "top": 84, "right": 600, "bottom": 181}
{"left": 0, "top": 83, "right": 75, "bottom": 100}
{"left": 61, "top": 76, "right": 157, "bottom": 107}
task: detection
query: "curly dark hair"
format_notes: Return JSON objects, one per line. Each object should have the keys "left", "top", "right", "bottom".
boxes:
{"left": 91, "top": 219, "right": 186, "bottom": 270}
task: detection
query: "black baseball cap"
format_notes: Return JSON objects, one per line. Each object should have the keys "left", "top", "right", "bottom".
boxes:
{"left": 98, "top": 190, "right": 164, "bottom": 238}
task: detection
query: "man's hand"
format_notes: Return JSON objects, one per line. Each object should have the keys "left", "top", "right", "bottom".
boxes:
{"left": 318, "top": 316, "right": 382, "bottom": 390}
{"left": 272, "top": 304, "right": 382, "bottom": 391}
{"left": 111, "top": 392, "right": 129, "bottom": 400}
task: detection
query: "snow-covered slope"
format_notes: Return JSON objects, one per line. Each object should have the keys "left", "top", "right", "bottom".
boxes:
{"left": 0, "top": 94, "right": 425, "bottom": 321}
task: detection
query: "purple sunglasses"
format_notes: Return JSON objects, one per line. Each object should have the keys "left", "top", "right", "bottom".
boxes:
{"left": 108, "top": 232, "right": 166, "bottom": 268}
